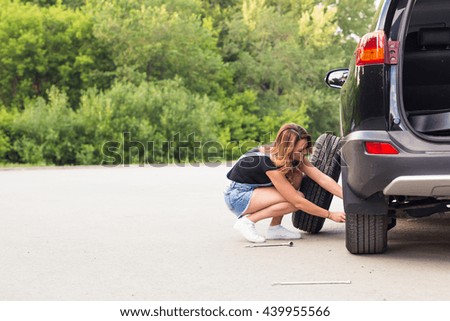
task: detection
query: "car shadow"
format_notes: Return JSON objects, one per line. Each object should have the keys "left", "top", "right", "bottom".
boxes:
{"left": 384, "top": 216, "right": 450, "bottom": 262}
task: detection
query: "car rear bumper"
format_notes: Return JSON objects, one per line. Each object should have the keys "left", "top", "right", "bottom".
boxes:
{"left": 341, "top": 130, "right": 450, "bottom": 199}
{"left": 383, "top": 175, "right": 450, "bottom": 198}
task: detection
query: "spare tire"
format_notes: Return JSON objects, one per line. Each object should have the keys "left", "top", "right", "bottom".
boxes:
{"left": 292, "top": 133, "right": 341, "bottom": 233}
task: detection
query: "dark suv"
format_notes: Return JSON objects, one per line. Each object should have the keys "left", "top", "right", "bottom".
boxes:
{"left": 326, "top": 0, "right": 450, "bottom": 254}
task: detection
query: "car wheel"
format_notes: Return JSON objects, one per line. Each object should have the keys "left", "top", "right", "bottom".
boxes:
{"left": 346, "top": 213, "right": 388, "bottom": 254}
{"left": 292, "top": 133, "right": 342, "bottom": 233}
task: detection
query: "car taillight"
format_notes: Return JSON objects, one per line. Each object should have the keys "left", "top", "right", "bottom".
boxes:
{"left": 356, "top": 30, "right": 386, "bottom": 66}
{"left": 365, "top": 142, "right": 399, "bottom": 155}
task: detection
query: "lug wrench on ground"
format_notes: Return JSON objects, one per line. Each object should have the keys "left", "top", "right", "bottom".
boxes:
{"left": 272, "top": 280, "right": 352, "bottom": 286}
{"left": 245, "top": 241, "right": 294, "bottom": 248}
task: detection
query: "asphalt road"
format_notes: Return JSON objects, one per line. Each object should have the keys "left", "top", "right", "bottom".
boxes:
{"left": 1, "top": 164, "right": 450, "bottom": 301}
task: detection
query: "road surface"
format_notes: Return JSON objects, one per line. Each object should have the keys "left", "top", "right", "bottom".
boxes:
{"left": 1, "top": 164, "right": 450, "bottom": 300}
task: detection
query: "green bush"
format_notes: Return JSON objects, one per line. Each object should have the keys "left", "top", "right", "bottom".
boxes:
{"left": 0, "top": 0, "right": 113, "bottom": 108}
{"left": 10, "top": 87, "right": 79, "bottom": 165}
{"left": 0, "top": 0, "right": 376, "bottom": 166}
{"left": 0, "top": 107, "right": 14, "bottom": 161}
{"left": 4, "top": 80, "right": 224, "bottom": 165}
{"left": 76, "top": 79, "right": 223, "bottom": 165}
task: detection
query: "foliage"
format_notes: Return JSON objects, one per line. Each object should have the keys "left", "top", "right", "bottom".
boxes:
{"left": 76, "top": 78, "right": 223, "bottom": 165}
{"left": 20, "top": 0, "right": 86, "bottom": 8}
{"left": 8, "top": 87, "right": 78, "bottom": 165}
{"left": 1, "top": 80, "right": 222, "bottom": 165}
{"left": 0, "top": 0, "right": 114, "bottom": 108}
{"left": 0, "top": 107, "right": 14, "bottom": 160}
{"left": 0, "top": 0, "right": 376, "bottom": 165}
{"left": 221, "top": 0, "right": 345, "bottom": 137}
{"left": 89, "top": 0, "right": 229, "bottom": 97}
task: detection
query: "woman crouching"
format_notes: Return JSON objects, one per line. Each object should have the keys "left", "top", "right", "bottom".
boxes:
{"left": 224, "top": 123, "right": 346, "bottom": 243}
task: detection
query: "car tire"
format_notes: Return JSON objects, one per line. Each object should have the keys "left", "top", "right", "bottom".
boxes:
{"left": 346, "top": 213, "right": 388, "bottom": 254}
{"left": 292, "top": 133, "right": 342, "bottom": 233}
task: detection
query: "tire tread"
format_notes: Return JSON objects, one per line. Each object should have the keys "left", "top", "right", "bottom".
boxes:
{"left": 346, "top": 213, "right": 387, "bottom": 254}
{"left": 292, "top": 134, "right": 342, "bottom": 233}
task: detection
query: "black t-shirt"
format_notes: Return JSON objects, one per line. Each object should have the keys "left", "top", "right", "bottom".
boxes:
{"left": 226, "top": 147, "right": 279, "bottom": 185}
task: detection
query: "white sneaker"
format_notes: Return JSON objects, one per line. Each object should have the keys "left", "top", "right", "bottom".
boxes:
{"left": 266, "top": 225, "right": 301, "bottom": 240}
{"left": 233, "top": 217, "right": 266, "bottom": 243}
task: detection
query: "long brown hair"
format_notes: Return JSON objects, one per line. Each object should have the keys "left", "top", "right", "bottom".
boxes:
{"left": 264, "top": 123, "right": 312, "bottom": 182}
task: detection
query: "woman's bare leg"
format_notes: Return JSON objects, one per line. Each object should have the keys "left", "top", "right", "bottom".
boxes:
{"left": 243, "top": 170, "right": 304, "bottom": 225}
{"left": 242, "top": 187, "right": 304, "bottom": 223}
{"left": 270, "top": 216, "right": 283, "bottom": 227}
{"left": 234, "top": 174, "right": 304, "bottom": 242}
{"left": 269, "top": 171, "right": 303, "bottom": 226}
{"left": 248, "top": 201, "right": 297, "bottom": 223}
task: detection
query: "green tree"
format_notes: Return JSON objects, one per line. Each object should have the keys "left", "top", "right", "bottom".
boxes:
{"left": 0, "top": 0, "right": 114, "bottom": 108}
{"left": 20, "top": 0, "right": 85, "bottom": 7}
{"left": 221, "top": 0, "right": 349, "bottom": 138}
{"left": 89, "top": 0, "right": 230, "bottom": 98}
{"left": 267, "top": 0, "right": 377, "bottom": 62}
{"left": 0, "top": 0, "right": 377, "bottom": 166}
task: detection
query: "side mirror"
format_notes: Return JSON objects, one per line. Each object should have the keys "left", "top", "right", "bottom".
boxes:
{"left": 325, "top": 69, "right": 349, "bottom": 89}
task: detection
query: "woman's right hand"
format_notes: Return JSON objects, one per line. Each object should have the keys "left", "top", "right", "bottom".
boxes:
{"left": 329, "top": 211, "right": 346, "bottom": 223}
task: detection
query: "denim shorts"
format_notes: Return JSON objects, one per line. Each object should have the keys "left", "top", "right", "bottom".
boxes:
{"left": 223, "top": 181, "right": 273, "bottom": 218}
